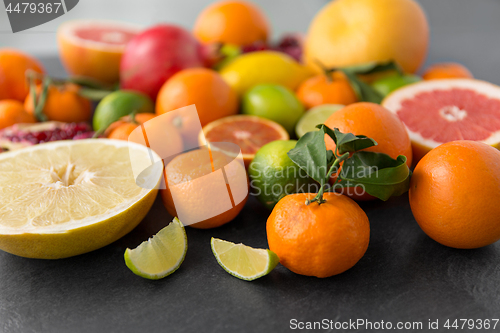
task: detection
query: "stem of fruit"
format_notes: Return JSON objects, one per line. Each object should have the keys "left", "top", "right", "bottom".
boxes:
{"left": 307, "top": 152, "right": 349, "bottom": 206}
{"left": 77, "top": 87, "right": 114, "bottom": 101}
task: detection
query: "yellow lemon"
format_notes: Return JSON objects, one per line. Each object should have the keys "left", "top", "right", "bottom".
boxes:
{"left": 219, "top": 51, "right": 313, "bottom": 95}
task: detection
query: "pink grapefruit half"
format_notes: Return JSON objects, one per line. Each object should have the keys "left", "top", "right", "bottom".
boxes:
{"left": 382, "top": 79, "right": 500, "bottom": 163}
{"left": 57, "top": 20, "right": 141, "bottom": 84}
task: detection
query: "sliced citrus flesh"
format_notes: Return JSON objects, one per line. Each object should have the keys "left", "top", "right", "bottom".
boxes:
{"left": 57, "top": 20, "right": 141, "bottom": 83}
{"left": 382, "top": 79, "right": 500, "bottom": 162}
{"left": 199, "top": 115, "right": 289, "bottom": 167}
{"left": 295, "top": 104, "right": 344, "bottom": 138}
{"left": 124, "top": 217, "right": 187, "bottom": 279}
{"left": 0, "top": 139, "right": 162, "bottom": 259}
{"left": 211, "top": 237, "right": 279, "bottom": 281}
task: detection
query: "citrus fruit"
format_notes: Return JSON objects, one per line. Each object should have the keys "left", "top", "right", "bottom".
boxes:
{"left": 382, "top": 79, "right": 500, "bottom": 163}
{"left": 219, "top": 51, "right": 314, "bottom": 96}
{"left": 267, "top": 192, "right": 370, "bottom": 278}
{"left": 0, "top": 139, "right": 163, "bottom": 259}
{"left": 156, "top": 68, "right": 238, "bottom": 128}
{"left": 409, "top": 141, "right": 500, "bottom": 249}
{"left": 120, "top": 24, "right": 207, "bottom": 100}
{"left": 0, "top": 100, "right": 36, "bottom": 130}
{"left": 0, "top": 48, "right": 45, "bottom": 102}
{"left": 422, "top": 62, "right": 473, "bottom": 80}
{"left": 93, "top": 90, "right": 154, "bottom": 133}
{"left": 242, "top": 84, "right": 305, "bottom": 134}
{"left": 370, "top": 74, "right": 421, "bottom": 97}
{"left": 199, "top": 115, "right": 289, "bottom": 168}
{"left": 24, "top": 83, "right": 92, "bottom": 123}
{"left": 295, "top": 104, "right": 343, "bottom": 138}
{"left": 211, "top": 238, "right": 279, "bottom": 281}
{"left": 296, "top": 72, "right": 357, "bottom": 109}
{"left": 304, "top": 0, "right": 429, "bottom": 74}
{"left": 161, "top": 147, "right": 248, "bottom": 229}
{"left": 248, "top": 140, "right": 317, "bottom": 210}
{"left": 57, "top": 20, "right": 141, "bottom": 84}
{"left": 106, "top": 113, "right": 157, "bottom": 141}
{"left": 124, "top": 217, "right": 187, "bottom": 279}
{"left": 193, "top": 0, "right": 270, "bottom": 46}
{"left": 324, "top": 102, "right": 413, "bottom": 167}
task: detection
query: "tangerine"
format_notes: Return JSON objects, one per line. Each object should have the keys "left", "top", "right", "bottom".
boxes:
{"left": 422, "top": 62, "right": 473, "bottom": 80}
{"left": 0, "top": 100, "right": 36, "bottom": 130}
{"left": 267, "top": 192, "right": 370, "bottom": 278}
{"left": 193, "top": 0, "right": 270, "bottom": 46}
{"left": 296, "top": 72, "right": 358, "bottom": 109}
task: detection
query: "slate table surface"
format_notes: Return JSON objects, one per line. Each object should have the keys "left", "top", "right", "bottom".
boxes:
{"left": 1, "top": 1, "right": 500, "bottom": 332}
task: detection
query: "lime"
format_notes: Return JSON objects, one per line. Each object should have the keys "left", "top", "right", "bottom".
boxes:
{"left": 242, "top": 84, "right": 305, "bottom": 134}
{"left": 371, "top": 74, "right": 421, "bottom": 97}
{"left": 211, "top": 238, "right": 279, "bottom": 281}
{"left": 295, "top": 104, "right": 344, "bottom": 138}
{"left": 124, "top": 218, "right": 187, "bottom": 280}
{"left": 248, "top": 140, "right": 317, "bottom": 209}
{"left": 93, "top": 90, "right": 154, "bottom": 133}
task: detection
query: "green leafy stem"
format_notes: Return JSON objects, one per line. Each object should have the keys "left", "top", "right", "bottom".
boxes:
{"left": 287, "top": 124, "right": 411, "bottom": 204}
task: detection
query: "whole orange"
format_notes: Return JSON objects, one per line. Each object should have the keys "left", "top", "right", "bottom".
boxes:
{"left": 296, "top": 72, "right": 357, "bottom": 109}
{"left": 24, "top": 83, "right": 92, "bottom": 123}
{"left": 305, "top": 0, "right": 428, "bottom": 74}
{"left": 0, "top": 49, "right": 45, "bottom": 102}
{"left": 0, "top": 100, "right": 36, "bottom": 130}
{"left": 156, "top": 67, "right": 238, "bottom": 129}
{"left": 193, "top": 0, "right": 270, "bottom": 46}
{"left": 409, "top": 141, "right": 500, "bottom": 249}
{"left": 422, "top": 62, "right": 473, "bottom": 80}
{"left": 161, "top": 147, "right": 248, "bottom": 229}
{"left": 324, "top": 102, "right": 413, "bottom": 167}
{"left": 267, "top": 192, "right": 370, "bottom": 278}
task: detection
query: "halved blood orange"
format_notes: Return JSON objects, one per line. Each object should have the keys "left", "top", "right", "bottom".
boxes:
{"left": 199, "top": 115, "right": 289, "bottom": 167}
{"left": 57, "top": 20, "right": 141, "bottom": 83}
{"left": 382, "top": 79, "right": 500, "bottom": 163}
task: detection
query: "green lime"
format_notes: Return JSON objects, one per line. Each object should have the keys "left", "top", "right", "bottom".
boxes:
{"left": 248, "top": 140, "right": 317, "bottom": 210}
{"left": 211, "top": 238, "right": 279, "bottom": 281}
{"left": 295, "top": 104, "right": 344, "bottom": 138}
{"left": 93, "top": 90, "right": 154, "bottom": 133}
{"left": 371, "top": 74, "right": 422, "bottom": 97}
{"left": 242, "top": 84, "right": 305, "bottom": 135}
{"left": 124, "top": 217, "right": 187, "bottom": 280}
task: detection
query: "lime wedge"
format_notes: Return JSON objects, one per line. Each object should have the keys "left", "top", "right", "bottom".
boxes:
{"left": 295, "top": 104, "right": 344, "bottom": 138}
{"left": 211, "top": 238, "right": 280, "bottom": 281}
{"left": 124, "top": 218, "right": 187, "bottom": 279}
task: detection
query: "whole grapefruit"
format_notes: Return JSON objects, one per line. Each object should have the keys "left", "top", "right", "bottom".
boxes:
{"left": 304, "top": 0, "right": 429, "bottom": 74}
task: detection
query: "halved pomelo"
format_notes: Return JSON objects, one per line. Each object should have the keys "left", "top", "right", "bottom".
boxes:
{"left": 382, "top": 79, "right": 500, "bottom": 163}
{"left": 199, "top": 115, "right": 289, "bottom": 167}
{"left": 0, "top": 139, "right": 163, "bottom": 259}
{"left": 57, "top": 20, "right": 141, "bottom": 83}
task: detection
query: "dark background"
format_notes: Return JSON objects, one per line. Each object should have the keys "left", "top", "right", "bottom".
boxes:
{"left": 1, "top": 0, "right": 500, "bottom": 332}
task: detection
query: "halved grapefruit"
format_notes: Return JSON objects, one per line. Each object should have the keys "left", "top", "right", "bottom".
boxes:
{"left": 57, "top": 20, "right": 141, "bottom": 84}
{"left": 199, "top": 115, "right": 289, "bottom": 167}
{"left": 382, "top": 79, "right": 500, "bottom": 163}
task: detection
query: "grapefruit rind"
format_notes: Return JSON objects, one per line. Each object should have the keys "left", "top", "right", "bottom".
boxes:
{"left": 382, "top": 79, "right": 500, "bottom": 158}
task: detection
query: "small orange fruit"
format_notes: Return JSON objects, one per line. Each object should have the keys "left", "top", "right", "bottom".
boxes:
{"left": 324, "top": 102, "right": 413, "bottom": 167}
{"left": 296, "top": 72, "right": 358, "bottom": 109}
{"left": 0, "top": 100, "right": 36, "bottom": 130}
{"left": 156, "top": 68, "right": 238, "bottom": 141}
{"left": 161, "top": 147, "right": 248, "bottom": 229}
{"left": 409, "top": 141, "right": 500, "bottom": 249}
{"left": 193, "top": 0, "right": 270, "bottom": 46}
{"left": 267, "top": 192, "right": 370, "bottom": 278}
{"left": 106, "top": 113, "right": 156, "bottom": 140}
{"left": 422, "top": 62, "right": 473, "bottom": 80}
{"left": 0, "top": 49, "right": 45, "bottom": 102}
{"left": 24, "top": 83, "right": 92, "bottom": 123}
